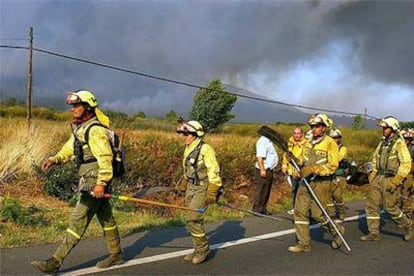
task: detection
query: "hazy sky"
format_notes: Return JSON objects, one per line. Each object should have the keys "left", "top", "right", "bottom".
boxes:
{"left": 1, "top": 0, "right": 413, "bottom": 121}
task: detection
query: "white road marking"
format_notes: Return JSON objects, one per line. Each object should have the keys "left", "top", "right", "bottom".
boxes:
{"left": 62, "top": 214, "right": 364, "bottom": 275}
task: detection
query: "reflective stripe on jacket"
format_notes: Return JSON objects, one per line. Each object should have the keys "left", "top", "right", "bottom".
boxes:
{"left": 304, "top": 135, "right": 339, "bottom": 176}
{"left": 372, "top": 136, "right": 411, "bottom": 178}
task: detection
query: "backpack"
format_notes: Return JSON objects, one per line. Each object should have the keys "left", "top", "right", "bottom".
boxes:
{"left": 74, "top": 122, "right": 126, "bottom": 178}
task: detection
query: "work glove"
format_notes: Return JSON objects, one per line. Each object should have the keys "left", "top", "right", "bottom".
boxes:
{"left": 174, "top": 176, "right": 188, "bottom": 193}
{"left": 206, "top": 183, "right": 221, "bottom": 205}
{"left": 386, "top": 175, "right": 405, "bottom": 193}
{"left": 300, "top": 166, "right": 315, "bottom": 178}
{"left": 368, "top": 172, "right": 376, "bottom": 184}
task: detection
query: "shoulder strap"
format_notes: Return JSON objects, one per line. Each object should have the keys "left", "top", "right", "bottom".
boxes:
{"left": 186, "top": 141, "right": 205, "bottom": 180}
{"left": 84, "top": 122, "right": 105, "bottom": 145}
{"left": 186, "top": 141, "right": 204, "bottom": 163}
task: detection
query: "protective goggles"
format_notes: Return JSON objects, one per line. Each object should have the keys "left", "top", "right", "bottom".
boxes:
{"left": 176, "top": 122, "right": 198, "bottom": 135}
{"left": 66, "top": 92, "right": 82, "bottom": 105}
{"left": 308, "top": 116, "right": 326, "bottom": 126}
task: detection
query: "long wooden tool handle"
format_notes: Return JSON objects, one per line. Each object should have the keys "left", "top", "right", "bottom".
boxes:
{"left": 104, "top": 193, "right": 205, "bottom": 213}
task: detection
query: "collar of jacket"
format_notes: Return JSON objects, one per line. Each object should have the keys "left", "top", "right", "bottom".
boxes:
{"left": 311, "top": 134, "right": 325, "bottom": 145}
{"left": 186, "top": 137, "right": 203, "bottom": 152}
{"left": 382, "top": 133, "right": 398, "bottom": 144}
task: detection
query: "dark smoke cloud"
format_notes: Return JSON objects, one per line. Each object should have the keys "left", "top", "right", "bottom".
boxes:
{"left": 1, "top": 0, "right": 413, "bottom": 121}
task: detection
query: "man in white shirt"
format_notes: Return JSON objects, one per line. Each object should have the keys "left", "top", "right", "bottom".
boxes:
{"left": 252, "top": 126, "right": 279, "bottom": 215}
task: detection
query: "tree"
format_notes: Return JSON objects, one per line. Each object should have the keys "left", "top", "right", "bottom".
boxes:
{"left": 400, "top": 121, "right": 414, "bottom": 129}
{"left": 5, "top": 97, "right": 17, "bottom": 106}
{"left": 133, "top": 111, "right": 146, "bottom": 119}
{"left": 352, "top": 115, "right": 365, "bottom": 130}
{"left": 165, "top": 110, "right": 179, "bottom": 122}
{"left": 189, "top": 79, "right": 237, "bottom": 133}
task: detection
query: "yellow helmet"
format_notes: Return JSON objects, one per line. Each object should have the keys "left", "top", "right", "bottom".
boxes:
{"left": 308, "top": 113, "right": 332, "bottom": 128}
{"left": 66, "top": 90, "right": 98, "bottom": 108}
{"left": 377, "top": 116, "right": 400, "bottom": 131}
{"left": 176, "top": 120, "right": 205, "bottom": 137}
{"left": 329, "top": 128, "right": 343, "bottom": 138}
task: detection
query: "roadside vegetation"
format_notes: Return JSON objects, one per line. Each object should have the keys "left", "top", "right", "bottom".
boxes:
{"left": 0, "top": 104, "right": 382, "bottom": 248}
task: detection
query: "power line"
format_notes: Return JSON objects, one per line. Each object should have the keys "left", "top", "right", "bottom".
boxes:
{"left": 0, "top": 38, "right": 27, "bottom": 41}
{"left": 0, "top": 44, "right": 379, "bottom": 119}
{"left": 0, "top": 45, "right": 28, "bottom": 50}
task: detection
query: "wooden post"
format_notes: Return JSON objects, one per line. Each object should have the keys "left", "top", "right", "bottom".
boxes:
{"left": 26, "top": 27, "right": 33, "bottom": 129}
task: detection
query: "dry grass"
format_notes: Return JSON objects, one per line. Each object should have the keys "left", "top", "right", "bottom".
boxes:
{"left": 0, "top": 118, "right": 68, "bottom": 183}
{"left": 0, "top": 117, "right": 378, "bottom": 248}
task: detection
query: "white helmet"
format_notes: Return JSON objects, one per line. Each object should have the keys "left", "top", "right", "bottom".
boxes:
{"left": 377, "top": 116, "right": 400, "bottom": 131}
{"left": 400, "top": 128, "right": 413, "bottom": 139}
{"left": 66, "top": 90, "right": 98, "bottom": 108}
{"left": 329, "top": 128, "right": 343, "bottom": 138}
{"left": 176, "top": 120, "right": 205, "bottom": 137}
{"left": 308, "top": 113, "right": 333, "bottom": 128}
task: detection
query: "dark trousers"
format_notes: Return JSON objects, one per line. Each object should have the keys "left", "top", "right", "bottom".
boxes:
{"left": 291, "top": 178, "right": 300, "bottom": 207}
{"left": 253, "top": 168, "right": 274, "bottom": 212}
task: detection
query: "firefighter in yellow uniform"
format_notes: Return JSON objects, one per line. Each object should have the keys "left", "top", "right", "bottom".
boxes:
{"left": 175, "top": 120, "right": 222, "bottom": 264}
{"left": 31, "top": 90, "right": 123, "bottom": 274}
{"left": 399, "top": 129, "right": 414, "bottom": 218}
{"left": 288, "top": 113, "right": 345, "bottom": 253}
{"left": 327, "top": 128, "right": 348, "bottom": 220}
{"left": 281, "top": 127, "right": 310, "bottom": 215}
{"left": 361, "top": 116, "right": 413, "bottom": 242}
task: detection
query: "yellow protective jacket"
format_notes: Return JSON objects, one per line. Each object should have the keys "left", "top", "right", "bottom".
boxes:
{"left": 183, "top": 138, "right": 222, "bottom": 188}
{"left": 372, "top": 135, "right": 412, "bottom": 178}
{"left": 49, "top": 117, "right": 113, "bottom": 185}
{"left": 338, "top": 144, "right": 347, "bottom": 163}
{"left": 281, "top": 136, "right": 310, "bottom": 177}
{"left": 303, "top": 135, "right": 339, "bottom": 176}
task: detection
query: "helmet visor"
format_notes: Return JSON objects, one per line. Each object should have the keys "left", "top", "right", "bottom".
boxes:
{"left": 66, "top": 92, "right": 82, "bottom": 105}
{"left": 176, "top": 123, "right": 196, "bottom": 135}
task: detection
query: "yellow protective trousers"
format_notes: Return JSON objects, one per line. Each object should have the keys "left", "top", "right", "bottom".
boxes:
{"left": 365, "top": 175, "right": 412, "bottom": 235}
{"left": 327, "top": 176, "right": 347, "bottom": 218}
{"left": 293, "top": 179, "right": 338, "bottom": 246}
{"left": 399, "top": 174, "right": 413, "bottom": 216}
{"left": 53, "top": 192, "right": 121, "bottom": 263}
{"left": 185, "top": 181, "right": 209, "bottom": 254}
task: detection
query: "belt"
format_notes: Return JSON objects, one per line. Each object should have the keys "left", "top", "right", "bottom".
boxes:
{"left": 82, "top": 157, "right": 97, "bottom": 164}
{"left": 188, "top": 178, "right": 201, "bottom": 185}
{"left": 377, "top": 173, "right": 395, "bottom": 178}
{"left": 312, "top": 175, "right": 334, "bottom": 181}
{"left": 377, "top": 170, "right": 396, "bottom": 177}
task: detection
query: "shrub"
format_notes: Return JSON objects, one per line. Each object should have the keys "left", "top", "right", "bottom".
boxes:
{"left": 38, "top": 163, "right": 78, "bottom": 201}
{"left": 0, "top": 197, "right": 48, "bottom": 226}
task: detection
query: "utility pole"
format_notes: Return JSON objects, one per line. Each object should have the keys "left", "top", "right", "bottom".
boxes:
{"left": 26, "top": 27, "right": 33, "bottom": 129}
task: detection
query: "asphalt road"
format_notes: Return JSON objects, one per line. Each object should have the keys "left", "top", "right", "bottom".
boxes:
{"left": 1, "top": 200, "right": 413, "bottom": 275}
